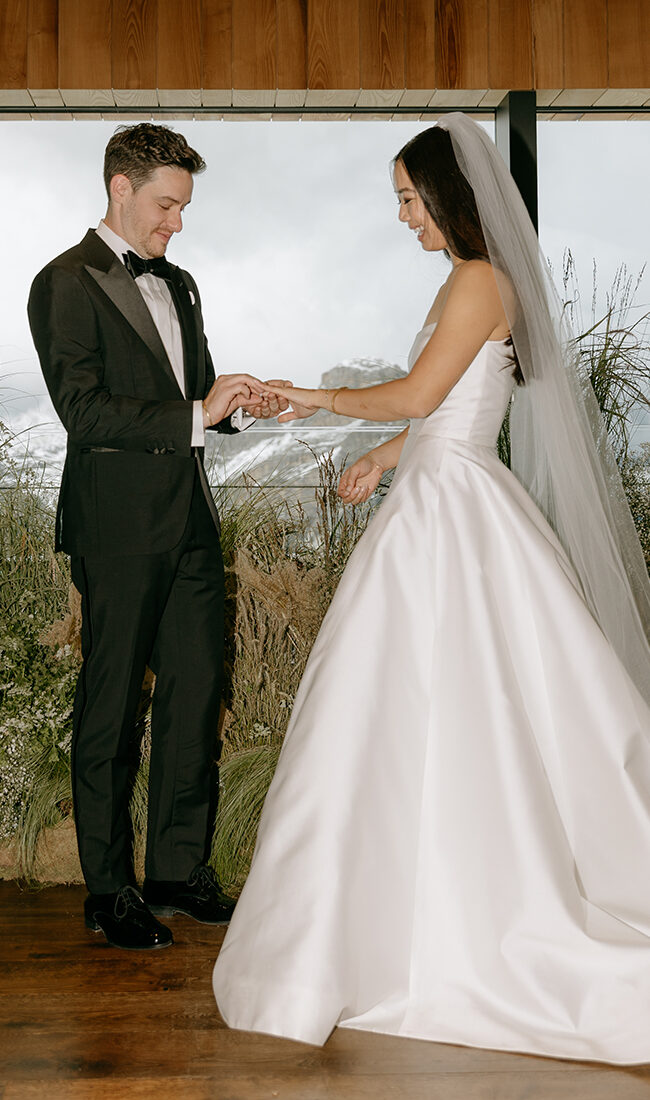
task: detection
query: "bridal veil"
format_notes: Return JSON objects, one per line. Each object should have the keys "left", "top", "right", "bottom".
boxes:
{"left": 438, "top": 112, "right": 650, "bottom": 705}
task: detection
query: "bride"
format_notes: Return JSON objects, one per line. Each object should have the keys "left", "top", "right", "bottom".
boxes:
{"left": 212, "top": 114, "right": 650, "bottom": 1064}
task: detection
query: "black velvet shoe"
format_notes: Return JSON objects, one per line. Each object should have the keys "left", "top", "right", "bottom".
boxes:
{"left": 84, "top": 885, "right": 174, "bottom": 950}
{"left": 143, "top": 864, "right": 236, "bottom": 924}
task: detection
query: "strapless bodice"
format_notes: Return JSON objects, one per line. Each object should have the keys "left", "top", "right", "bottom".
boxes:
{"left": 407, "top": 323, "right": 514, "bottom": 448}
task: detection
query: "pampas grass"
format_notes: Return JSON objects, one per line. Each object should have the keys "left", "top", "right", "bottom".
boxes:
{"left": 211, "top": 744, "right": 282, "bottom": 893}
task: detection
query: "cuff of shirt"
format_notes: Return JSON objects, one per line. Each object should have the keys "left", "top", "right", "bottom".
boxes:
{"left": 191, "top": 400, "right": 205, "bottom": 447}
{"left": 230, "top": 408, "right": 256, "bottom": 431}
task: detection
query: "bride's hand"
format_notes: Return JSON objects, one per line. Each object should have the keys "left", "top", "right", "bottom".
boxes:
{"left": 260, "top": 383, "right": 325, "bottom": 424}
{"left": 239, "top": 379, "right": 293, "bottom": 419}
{"left": 338, "top": 456, "right": 384, "bottom": 505}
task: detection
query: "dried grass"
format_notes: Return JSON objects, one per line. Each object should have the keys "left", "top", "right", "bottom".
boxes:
{"left": 213, "top": 449, "right": 377, "bottom": 888}
{"left": 40, "top": 583, "right": 82, "bottom": 657}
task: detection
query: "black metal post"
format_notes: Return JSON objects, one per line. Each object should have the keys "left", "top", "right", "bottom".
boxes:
{"left": 495, "top": 91, "right": 538, "bottom": 233}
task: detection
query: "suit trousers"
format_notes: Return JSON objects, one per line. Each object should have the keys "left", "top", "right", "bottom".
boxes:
{"left": 70, "top": 470, "right": 225, "bottom": 894}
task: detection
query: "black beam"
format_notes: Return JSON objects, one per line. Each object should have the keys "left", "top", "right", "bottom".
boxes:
{"left": 495, "top": 90, "right": 538, "bottom": 232}
{"left": 2, "top": 102, "right": 650, "bottom": 121}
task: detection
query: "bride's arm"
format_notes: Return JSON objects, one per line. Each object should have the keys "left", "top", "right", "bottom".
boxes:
{"left": 338, "top": 428, "right": 409, "bottom": 505}
{"left": 268, "top": 262, "right": 505, "bottom": 423}
{"left": 367, "top": 428, "right": 409, "bottom": 473}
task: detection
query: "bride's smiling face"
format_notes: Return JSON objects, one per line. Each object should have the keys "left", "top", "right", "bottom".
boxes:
{"left": 393, "top": 159, "right": 448, "bottom": 253}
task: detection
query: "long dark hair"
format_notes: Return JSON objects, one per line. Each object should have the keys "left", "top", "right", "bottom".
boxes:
{"left": 395, "top": 127, "right": 522, "bottom": 384}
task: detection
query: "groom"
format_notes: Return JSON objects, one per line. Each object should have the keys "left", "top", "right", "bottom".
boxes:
{"left": 28, "top": 123, "right": 291, "bottom": 950}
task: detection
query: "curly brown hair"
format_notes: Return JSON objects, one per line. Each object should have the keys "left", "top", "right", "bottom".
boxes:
{"left": 103, "top": 123, "right": 206, "bottom": 198}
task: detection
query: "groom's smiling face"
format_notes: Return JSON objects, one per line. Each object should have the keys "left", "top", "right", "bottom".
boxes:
{"left": 108, "top": 165, "right": 194, "bottom": 258}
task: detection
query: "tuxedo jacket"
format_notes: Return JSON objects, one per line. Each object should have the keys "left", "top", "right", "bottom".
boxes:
{"left": 28, "top": 229, "right": 236, "bottom": 558}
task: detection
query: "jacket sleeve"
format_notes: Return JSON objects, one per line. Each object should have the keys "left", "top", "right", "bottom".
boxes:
{"left": 28, "top": 264, "right": 194, "bottom": 455}
{"left": 203, "top": 337, "right": 242, "bottom": 436}
{"left": 186, "top": 271, "right": 239, "bottom": 436}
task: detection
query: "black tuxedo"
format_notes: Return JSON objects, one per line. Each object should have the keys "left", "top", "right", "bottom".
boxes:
{"left": 28, "top": 229, "right": 237, "bottom": 892}
{"left": 28, "top": 228, "right": 236, "bottom": 556}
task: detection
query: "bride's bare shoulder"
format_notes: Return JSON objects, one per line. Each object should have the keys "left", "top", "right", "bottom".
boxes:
{"left": 448, "top": 260, "right": 514, "bottom": 322}
{"left": 425, "top": 260, "right": 504, "bottom": 327}
{"left": 424, "top": 260, "right": 512, "bottom": 340}
{"left": 455, "top": 258, "right": 499, "bottom": 288}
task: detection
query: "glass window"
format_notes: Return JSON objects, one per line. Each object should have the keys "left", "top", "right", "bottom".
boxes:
{"left": 1, "top": 118, "right": 495, "bottom": 487}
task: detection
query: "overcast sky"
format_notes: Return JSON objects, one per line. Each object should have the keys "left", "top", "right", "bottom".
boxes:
{"left": 1, "top": 117, "right": 648, "bottom": 459}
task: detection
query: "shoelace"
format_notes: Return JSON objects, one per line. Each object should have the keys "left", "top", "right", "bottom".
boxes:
{"left": 114, "top": 885, "right": 146, "bottom": 919}
{"left": 187, "top": 864, "right": 217, "bottom": 896}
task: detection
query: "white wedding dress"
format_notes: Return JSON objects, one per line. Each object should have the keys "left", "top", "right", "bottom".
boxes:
{"left": 213, "top": 324, "right": 650, "bottom": 1064}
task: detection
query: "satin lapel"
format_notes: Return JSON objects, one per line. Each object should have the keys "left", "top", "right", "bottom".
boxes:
{"left": 168, "top": 271, "right": 200, "bottom": 399}
{"left": 172, "top": 270, "right": 204, "bottom": 399}
{"left": 84, "top": 258, "right": 180, "bottom": 392}
{"left": 193, "top": 295, "right": 206, "bottom": 397}
{"left": 191, "top": 285, "right": 206, "bottom": 397}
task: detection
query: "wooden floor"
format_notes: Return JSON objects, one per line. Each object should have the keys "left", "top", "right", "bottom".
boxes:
{"left": 1, "top": 883, "right": 650, "bottom": 1100}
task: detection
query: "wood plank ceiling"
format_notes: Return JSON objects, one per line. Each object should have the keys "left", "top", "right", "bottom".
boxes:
{"left": 0, "top": 0, "right": 648, "bottom": 119}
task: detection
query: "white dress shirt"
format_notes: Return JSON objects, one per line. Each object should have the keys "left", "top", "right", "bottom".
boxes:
{"left": 95, "top": 221, "right": 253, "bottom": 443}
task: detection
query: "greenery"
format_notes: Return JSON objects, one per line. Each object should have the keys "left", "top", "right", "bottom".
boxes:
{"left": 497, "top": 253, "right": 650, "bottom": 471}
{"left": 563, "top": 252, "right": 650, "bottom": 465}
{"left": 1, "top": 256, "right": 648, "bottom": 889}
{"left": 621, "top": 444, "right": 650, "bottom": 572}
{"left": 0, "top": 432, "right": 74, "bottom": 850}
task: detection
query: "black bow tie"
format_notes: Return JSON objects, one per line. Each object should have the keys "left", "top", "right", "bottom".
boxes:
{"left": 123, "top": 250, "right": 174, "bottom": 281}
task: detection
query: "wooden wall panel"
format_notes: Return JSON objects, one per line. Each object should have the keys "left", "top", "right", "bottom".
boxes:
{"left": 232, "top": 0, "right": 276, "bottom": 88}
{"left": 0, "top": 0, "right": 28, "bottom": 88}
{"left": 112, "top": 0, "right": 156, "bottom": 89}
{"left": 308, "top": 0, "right": 360, "bottom": 89}
{"left": 277, "top": 0, "right": 307, "bottom": 88}
{"left": 532, "top": 0, "right": 563, "bottom": 88}
{"left": 436, "top": 0, "right": 488, "bottom": 88}
{"left": 59, "top": 0, "right": 111, "bottom": 87}
{"left": 157, "top": 0, "right": 201, "bottom": 88}
{"left": 27, "top": 0, "right": 58, "bottom": 88}
{"left": 404, "top": 0, "right": 436, "bottom": 88}
{"left": 203, "top": 0, "right": 232, "bottom": 88}
{"left": 489, "top": 0, "right": 532, "bottom": 88}
{"left": 608, "top": 0, "right": 649, "bottom": 88}
{"left": 1, "top": 0, "right": 648, "bottom": 101}
{"left": 360, "top": 0, "right": 404, "bottom": 89}
{"left": 564, "top": 0, "right": 608, "bottom": 86}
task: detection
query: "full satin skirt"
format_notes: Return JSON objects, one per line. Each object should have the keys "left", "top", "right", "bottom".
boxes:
{"left": 213, "top": 435, "right": 650, "bottom": 1064}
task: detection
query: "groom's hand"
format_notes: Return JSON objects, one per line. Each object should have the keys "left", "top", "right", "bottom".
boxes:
{"left": 203, "top": 374, "right": 264, "bottom": 424}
